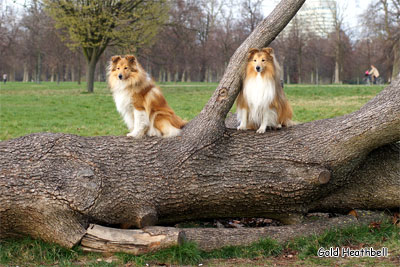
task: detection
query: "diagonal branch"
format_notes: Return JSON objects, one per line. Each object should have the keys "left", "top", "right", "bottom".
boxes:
{"left": 183, "top": 0, "right": 306, "bottom": 143}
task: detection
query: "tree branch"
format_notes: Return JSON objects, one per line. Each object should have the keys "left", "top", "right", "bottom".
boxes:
{"left": 183, "top": 0, "right": 306, "bottom": 145}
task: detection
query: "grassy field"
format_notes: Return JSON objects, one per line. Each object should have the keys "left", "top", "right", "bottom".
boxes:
{"left": 1, "top": 220, "right": 399, "bottom": 266}
{"left": 1, "top": 81, "right": 397, "bottom": 266}
{"left": 0, "top": 81, "right": 384, "bottom": 141}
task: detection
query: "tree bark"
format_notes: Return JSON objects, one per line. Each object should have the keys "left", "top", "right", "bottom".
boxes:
{"left": 0, "top": 79, "right": 399, "bottom": 247}
{"left": 1, "top": 0, "right": 399, "bottom": 250}
{"left": 182, "top": 210, "right": 390, "bottom": 251}
{"left": 392, "top": 41, "right": 400, "bottom": 81}
{"left": 86, "top": 58, "right": 97, "bottom": 93}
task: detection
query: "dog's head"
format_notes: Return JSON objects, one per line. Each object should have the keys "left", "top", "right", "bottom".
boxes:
{"left": 110, "top": 55, "right": 138, "bottom": 80}
{"left": 247, "top": 47, "right": 274, "bottom": 74}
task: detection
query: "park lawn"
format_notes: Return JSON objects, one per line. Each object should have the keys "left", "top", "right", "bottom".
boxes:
{"left": 1, "top": 219, "right": 399, "bottom": 266}
{"left": 0, "top": 82, "right": 385, "bottom": 141}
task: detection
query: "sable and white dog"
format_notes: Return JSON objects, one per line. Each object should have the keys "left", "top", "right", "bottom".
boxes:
{"left": 108, "top": 55, "right": 186, "bottom": 138}
{"left": 236, "top": 47, "right": 293, "bottom": 133}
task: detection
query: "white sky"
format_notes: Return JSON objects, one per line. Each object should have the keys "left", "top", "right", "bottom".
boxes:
{"left": 261, "top": 0, "right": 374, "bottom": 37}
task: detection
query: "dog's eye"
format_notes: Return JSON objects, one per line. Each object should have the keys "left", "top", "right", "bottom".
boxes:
{"left": 262, "top": 59, "right": 265, "bottom": 62}
{"left": 117, "top": 67, "right": 120, "bottom": 70}
{"left": 253, "top": 59, "right": 256, "bottom": 62}
{"left": 124, "top": 67, "right": 128, "bottom": 70}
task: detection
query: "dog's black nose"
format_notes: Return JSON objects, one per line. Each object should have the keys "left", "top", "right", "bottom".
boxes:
{"left": 256, "top": 66, "right": 261, "bottom": 72}
{"left": 118, "top": 74, "right": 123, "bottom": 80}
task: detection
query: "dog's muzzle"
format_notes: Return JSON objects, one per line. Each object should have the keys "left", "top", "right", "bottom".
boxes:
{"left": 118, "top": 74, "right": 123, "bottom": 80}
{"left": 256, "top": 66, "right": 261, "bottom": 72}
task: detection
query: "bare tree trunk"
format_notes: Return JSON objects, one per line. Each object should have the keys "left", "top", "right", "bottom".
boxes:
{"left": 64, "top": 64, "right": 69, "bottom": 81}
{"left": 334, "top": 60, "right": 340, "bottom": 84}
{"left": 10, "top": 68, "right": 15, "bottom": 82}
{"left": 50, "top": 68, "right": 55, "bottom": 82}
{"left": 77, "top": 55, "right": 82, "bottom": 85}
{"left": 36, "top": 52, "right": 42, "bottom": 84}
{"left": 23, "top": 63, "right": 29, "bottom": 82}
{"left": 86, "top": 59, "right": 97, "bottom": 92}
{"left": 167, "top": 71, "right": 171, "bottom": 82}
{"left": 158, "top": 69, "right": 162, "bottom": 82}
{"left": 2, "top": 0, "right": 399, "bottom": 251}
{"left": 392, "top": 41, "right": 400, "bottom": 81}
{"left": 181, "top": 70, "right": 186, "bottom": 83}
{"left": 71, "top": 66, "right": 75, "bottom": 82}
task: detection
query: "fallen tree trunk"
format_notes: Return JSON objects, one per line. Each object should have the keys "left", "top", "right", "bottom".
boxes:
{"left": 0, "top": 87, "right": 399, "bottom": 248}
{"left": 182, "top": 210, "right": 390, "bottom": 251}
{"left": 0, "top": 0, "right": 399, "bottom": 250}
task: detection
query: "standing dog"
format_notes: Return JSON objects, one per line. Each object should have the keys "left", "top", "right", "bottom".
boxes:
{"left": 108, "top": 55, "right": 186, "bottom": 138}
{"left": 236, "top": 47, "right": 293, "bottom": 133}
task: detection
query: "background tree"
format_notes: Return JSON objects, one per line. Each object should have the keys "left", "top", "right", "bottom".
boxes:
{"left": 361, "top": 0, "right": 400, "bottom": 82}
{"left": 43, "top": 0, "right": 168, "bottom": 92}
{"left": 0, "top": 2, "right": 20, "bottom": 81}
{"left": 1, "top": 0, "right": 398, "bottom": 84}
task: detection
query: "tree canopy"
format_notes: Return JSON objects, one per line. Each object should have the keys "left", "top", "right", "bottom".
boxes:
{"left": 44, "top": 0, "right": 168, "bottom": 92}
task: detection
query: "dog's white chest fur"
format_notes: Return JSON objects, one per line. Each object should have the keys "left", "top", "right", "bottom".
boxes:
{"left": 112, "top": 81, "right": 135, "bottom": 131}
{"left": 243, "top": 74, "right": 276, "bottom": 125}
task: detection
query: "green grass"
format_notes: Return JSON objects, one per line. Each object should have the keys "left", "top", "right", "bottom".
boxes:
{"left": 1, "top": 220, "right": 398, "bottom": 266}
{"left": 0, "top": 81, "right": 384, "bottom": 141}
{"left": 0, "top": 237, "right": 83, "bottom": 266}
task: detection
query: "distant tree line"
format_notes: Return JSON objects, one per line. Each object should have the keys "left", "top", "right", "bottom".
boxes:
{"left": 0, "top": 0, "right": 398, "bottom": 88}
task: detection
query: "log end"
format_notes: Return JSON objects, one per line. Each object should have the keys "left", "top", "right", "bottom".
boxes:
{"left": 318, "top": 170, "right": 331, "bottom": 184}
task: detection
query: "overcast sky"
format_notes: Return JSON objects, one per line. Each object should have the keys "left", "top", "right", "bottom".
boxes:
{"left": 261, "top": 0, "right": 374, "bottom": 37}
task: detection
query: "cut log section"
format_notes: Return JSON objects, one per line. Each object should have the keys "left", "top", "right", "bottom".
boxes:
{"left": 81, "top": 224, "right": 185, "bottom": 255}
{"left": 79, "top": 211, "right": 389, "bottom": 254}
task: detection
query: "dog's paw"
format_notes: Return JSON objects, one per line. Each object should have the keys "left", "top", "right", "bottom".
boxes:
{"left": 127, "top": 131, "right": 144, "bottom": 138}
{"left": 237, "top": 124, "right": 247, "bottom": 130}
{"left": 256, "top": 127, "right": 266, "bottom": 134}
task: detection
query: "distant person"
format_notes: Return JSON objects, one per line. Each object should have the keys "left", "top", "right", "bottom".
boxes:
{"left": 364, "top": 70, "right": 371, "bottom": 84}
{"left": 3, "top": 73, "right": 7, "bottom": 84}
{"left": 368, "top": 65, "right": 380, "bottom": 84}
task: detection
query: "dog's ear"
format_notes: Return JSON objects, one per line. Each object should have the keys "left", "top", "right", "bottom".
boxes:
{"left": 111, "top": 55, "right": 121, "bottom": 64}
{"left": 262, "top": 47, "right": 274, "bottom": 54}
{"left": 248, "top": 48, "right": 259, "bottom": 60}
{"left": 125, "top": 55, "right": 136, "bottom": 65}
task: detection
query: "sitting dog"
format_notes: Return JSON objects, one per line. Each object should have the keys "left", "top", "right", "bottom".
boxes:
{"left": 236, "top": 47, "right": 293, "bottom": 133}
{"left": 108, "top": 55, "right": 186, "bottom": 138}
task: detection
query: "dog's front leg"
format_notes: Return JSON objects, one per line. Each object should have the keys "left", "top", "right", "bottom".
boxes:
{"left": 127, "top": 109, "right": 149, "bottom": 138}
{"left": 256, "top": 121, "right": 268, "bottom": 133}
{"left": 237, "top": 108, "right": 248, "bottom": 130}
{"left": 257, "top": 109, "right": 277, "bottom": 133}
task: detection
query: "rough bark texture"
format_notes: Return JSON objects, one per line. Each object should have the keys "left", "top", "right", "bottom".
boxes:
{"left": 0, "top": 79, "right": 399, "bottom": 248}
{"left": 0, "top": 0, "right": 399, "bottom": 249}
